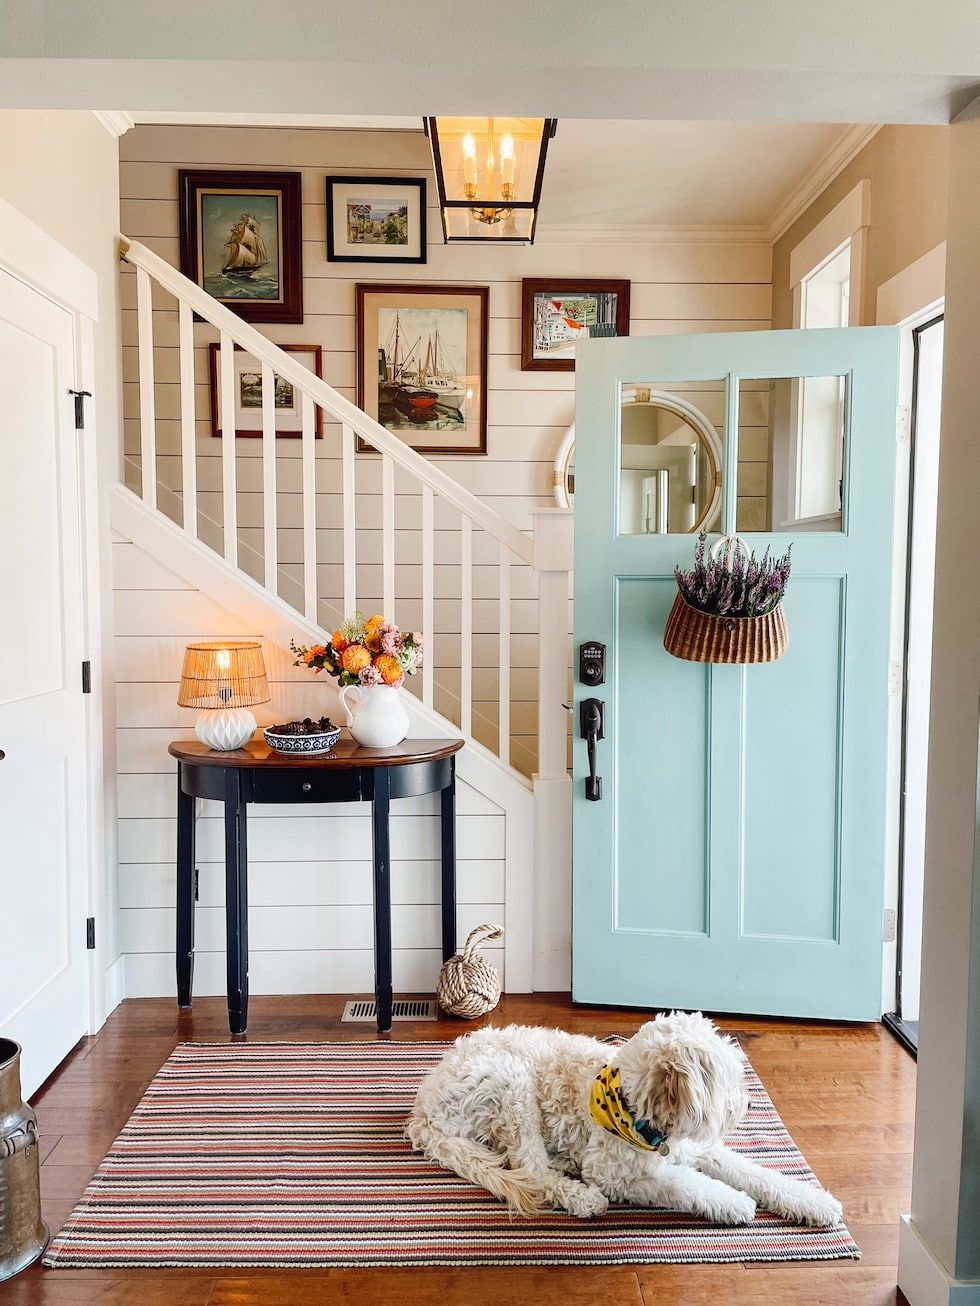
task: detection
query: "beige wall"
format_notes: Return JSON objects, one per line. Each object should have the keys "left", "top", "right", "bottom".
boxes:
{"left": 772, "top": 125, "right": 949, "bottom": 328}
{"left": 118, "top": 123, "right": 772, "bottom": 774}
{"left": 0, "top": 109, "right": 124, "bottom": 974}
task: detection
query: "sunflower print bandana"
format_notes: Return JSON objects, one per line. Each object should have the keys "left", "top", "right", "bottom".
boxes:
{"left": 588, "top": 1063, "right": 669, "bottom": 1153}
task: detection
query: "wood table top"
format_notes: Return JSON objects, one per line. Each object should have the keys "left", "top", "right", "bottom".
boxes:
{"left": 169, "top": 734, "right": 464, "bottom": 770}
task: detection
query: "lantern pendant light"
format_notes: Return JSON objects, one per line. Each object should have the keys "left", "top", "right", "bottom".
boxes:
{"left": 424, "top": 117, "right": 557, "bottom": 244}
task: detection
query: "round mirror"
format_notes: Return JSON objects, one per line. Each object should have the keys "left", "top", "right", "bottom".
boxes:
{"left": 553, "top": 388, "right": 722, "bottom": 534}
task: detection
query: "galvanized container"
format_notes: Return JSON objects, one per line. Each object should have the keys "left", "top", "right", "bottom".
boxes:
{"left": 0, "top": 1040, "right": 48, "bottom": 1280}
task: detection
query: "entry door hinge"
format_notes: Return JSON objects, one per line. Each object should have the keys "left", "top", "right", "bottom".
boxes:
{"left": 888, "top": 660, "right": 903, "bottom": 697}
{"left": 86, "top": 917, "right": 96, "bottom": 949}
{"left": 896, "top": 404, "right": 911, "bottom": 443}
{"left": 81, "top": 661, "right": 92, "bottom": 694}
{"left": 68, "top": 389, "right": 92, "bottom": 430}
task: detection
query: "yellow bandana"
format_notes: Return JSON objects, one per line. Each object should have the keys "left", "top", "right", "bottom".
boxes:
{"left": 589, "top": 1063, "right": 668, "bottom": 1153}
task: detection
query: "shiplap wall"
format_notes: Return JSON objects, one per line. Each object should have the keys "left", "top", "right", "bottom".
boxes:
{"left": 114, "top": 535, "right": 507, "bottom": 996}
{"left": 119, "top": 125, "right": 772, "bottom": 776}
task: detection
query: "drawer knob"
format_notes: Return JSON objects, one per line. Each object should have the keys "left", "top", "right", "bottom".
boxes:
{"left": 301, "top": 782, "right": 312, "bottom": 793}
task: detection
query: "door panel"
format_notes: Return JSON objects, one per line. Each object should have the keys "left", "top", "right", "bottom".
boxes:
{"left": 573, "top": 327, "right": 899, "bottom": 1021}
{"left": 0, "top": 269, "right": 90, "bottom": 1098}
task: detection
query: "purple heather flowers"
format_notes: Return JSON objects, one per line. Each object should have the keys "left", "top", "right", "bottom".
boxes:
{"left": 675, "top": 532, "right": 792, "bottom": 618}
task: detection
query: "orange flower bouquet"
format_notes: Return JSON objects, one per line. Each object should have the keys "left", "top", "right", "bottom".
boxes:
{"left": 291, "top": 614, "right": 423, "bottom": 690}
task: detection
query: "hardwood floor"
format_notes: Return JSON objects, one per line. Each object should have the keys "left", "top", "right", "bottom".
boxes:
{"left": 5, "top": 994, "right": 916, "bottom": 1306}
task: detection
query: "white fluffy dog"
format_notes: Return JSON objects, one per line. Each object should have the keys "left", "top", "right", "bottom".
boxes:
{"left": 406, "top": 1013, "right": 843, "bottom": 1227}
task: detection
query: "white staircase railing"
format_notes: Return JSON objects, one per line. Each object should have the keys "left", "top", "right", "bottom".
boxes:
{"left": 119, "top": 236, "right": 572, "bottom": 781}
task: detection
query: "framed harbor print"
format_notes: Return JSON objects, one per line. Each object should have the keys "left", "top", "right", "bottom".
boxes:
{"left": 521, "top": 277, "right": 630, "bottom": 371}
{"left": 208, "top": 343, "right": 323, "bottom": 439}
{"left": 326, "top": 176, "right": 427, "bottom": 264}
{"left": 178, "top": 169, "right": 303, "bottom": 324}
{"left": 356, "top": 284, "right": 488, "bottom": 455}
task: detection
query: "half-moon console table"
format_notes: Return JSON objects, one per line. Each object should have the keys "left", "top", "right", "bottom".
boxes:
{"left": 168, "top": 736, "right": 464, "bottom": 1034}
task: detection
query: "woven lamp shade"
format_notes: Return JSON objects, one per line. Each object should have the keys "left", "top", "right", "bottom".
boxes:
{"left": 177, "top": 641, "right": 271, "bottom": 709}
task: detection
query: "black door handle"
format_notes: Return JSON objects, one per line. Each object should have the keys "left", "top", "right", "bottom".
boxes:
{"left": 580, "top": 698, "right": 604, "bottom": 801}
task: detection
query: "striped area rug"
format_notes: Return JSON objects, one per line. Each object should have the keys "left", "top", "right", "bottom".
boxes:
{"left": 44, "top": 1040, "right": 859, "bottom": 1267}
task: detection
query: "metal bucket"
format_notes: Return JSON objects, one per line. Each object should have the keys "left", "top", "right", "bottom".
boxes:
{"left": 0, "top": 1040, "right": 48, "bottom": 1280}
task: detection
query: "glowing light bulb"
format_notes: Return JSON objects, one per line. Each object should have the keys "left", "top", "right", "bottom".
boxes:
{"left": 216, "top": 648, "right": 231, "bottom": 671}
{"left": 500, "top": 133, "right": 515, "bottom": 190}
{"left": 461, "top": 132, "right": 478, "bottom": 192}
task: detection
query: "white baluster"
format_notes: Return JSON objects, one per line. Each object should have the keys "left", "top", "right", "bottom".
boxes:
{"left": 499, "top": 540, "right": 511, "bottom": 766}
{"left": 136, "top": 267, "right": 157, "bottom": 509}
{"left": 261, "top": 359, "right": 277, "bottom": 591}
{"left": 460, "top": 515, "right": 473, "bottom": 738}
{"left": 382, "top": 455, "right": 395, "bottom": 619}
{"left": 177, "top": 298, "right": 196, "bottom": 536}
{"left": 342, "top": 422, "right": 356, "bottom": 614}
{"left": 219, "top": 332, "right": 238, "bottom": 566}
{"left": 422, "top": 484, "right": 434, "bottom": 709}
{"left": 301, "top": 394, "right": 317, "bottom": 623}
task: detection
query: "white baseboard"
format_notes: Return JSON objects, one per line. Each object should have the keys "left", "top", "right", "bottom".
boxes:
{"left": 899, "top": 1215, "right": 980, "bottom": 1305}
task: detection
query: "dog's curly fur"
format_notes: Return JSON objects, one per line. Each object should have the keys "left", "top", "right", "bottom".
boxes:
{"left": 406, "top": 1013, "right": 844, "bottom": 1227}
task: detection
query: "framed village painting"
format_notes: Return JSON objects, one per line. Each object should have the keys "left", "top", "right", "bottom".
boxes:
{"left": 356, "top": 284, "right": 488, "bottom": 455}
{"left": 178, "top": 170, "right": 303, "bottom": 323}
{"left": 521, "top": 277, "right": 630, "bottom": 371}
{"left": 326, "top": 176, "right": 427, "bottom": 264}
{"left": 208, "top": 343, "right": 323, "bottom": 439}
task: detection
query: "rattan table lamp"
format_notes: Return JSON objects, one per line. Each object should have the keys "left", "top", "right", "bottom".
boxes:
{"left": 178, "top": 640, "right": 271, "bottom": 751}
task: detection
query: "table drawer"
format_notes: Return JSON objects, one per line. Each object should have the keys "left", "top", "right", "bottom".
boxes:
{"left": 249, "top": 769, "right": 365, "bottom": 804}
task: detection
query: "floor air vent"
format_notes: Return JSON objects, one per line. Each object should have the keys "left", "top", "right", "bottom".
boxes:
{"left": 342, "top": 998, "right": 437, "bottom": 1023}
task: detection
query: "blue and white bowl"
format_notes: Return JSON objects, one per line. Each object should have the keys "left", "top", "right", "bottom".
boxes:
{"left": 264, "top": 724, "right": 341, "bottom": 756}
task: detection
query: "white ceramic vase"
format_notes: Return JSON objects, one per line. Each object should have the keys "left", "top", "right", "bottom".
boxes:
{"left": 339, "top": 684, "right": 410, "bottom": 749}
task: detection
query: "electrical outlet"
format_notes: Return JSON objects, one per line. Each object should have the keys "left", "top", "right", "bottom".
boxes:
{"left": 883, "top": 908, "right": 897, "bottom": 944}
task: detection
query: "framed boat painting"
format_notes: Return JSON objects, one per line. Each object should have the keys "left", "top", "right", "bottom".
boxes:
{"left": 356, "top": 284, "right": 489, "bottom": 455}
{"left": 521, "top": 277, "right": 630, "bottom": 371}
{"left": 326, "top": 176, "right": 427, "bottom": 264}
{"left": 178, "top": 169, "right": 303, "bottom": 323}
{"left": 207, "top": 343, "right": 323, "bottom": 439}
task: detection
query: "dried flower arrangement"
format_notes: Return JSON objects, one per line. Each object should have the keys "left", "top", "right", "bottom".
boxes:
{"left": 291, "top": 613, "right": 423, "bottom": 689}
{"left": 674, "top": 532, "right": 792, "bottom": 619}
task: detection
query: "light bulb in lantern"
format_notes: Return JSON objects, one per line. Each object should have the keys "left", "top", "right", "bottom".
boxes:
{"left": 500, "top": 133, "right": 516, "bottom": 194}
{"left": 461, "top": 132, "right": 478, "bottom": 195}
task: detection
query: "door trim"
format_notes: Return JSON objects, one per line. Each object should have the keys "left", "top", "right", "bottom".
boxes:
{"left": 0, "top": 198, "right": 110, "bottom": 1037}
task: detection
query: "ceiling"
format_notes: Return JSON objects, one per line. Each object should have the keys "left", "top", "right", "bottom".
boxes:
{"left": 539, "top": 120, "right": 863, "bottom": 231}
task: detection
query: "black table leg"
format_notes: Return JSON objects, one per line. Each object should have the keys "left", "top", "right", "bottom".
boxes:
{"left": 371, "top": 766, "right": 393, "bottom": 1033}
{"left": 223, "top": 768, "right": 249, "bottom": 1036}
{"left": 441, "top": 759, "right": 457, "bottom": 962}
{"left": 176, "top": 768, "right": 196, "bottom": 1008}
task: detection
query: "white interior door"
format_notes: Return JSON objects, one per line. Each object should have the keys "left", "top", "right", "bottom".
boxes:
{"left": 0, "top": 269, "right": 91, "bottom": 1098}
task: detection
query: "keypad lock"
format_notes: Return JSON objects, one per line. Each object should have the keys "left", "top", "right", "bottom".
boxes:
{"left": 579, "top": 641, "right": 607, "bottom": 687}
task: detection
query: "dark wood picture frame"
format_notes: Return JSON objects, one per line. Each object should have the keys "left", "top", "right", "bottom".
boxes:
{"left": 356, "top": 283, "right": 489, "bottom": 455}
{"left": 521, "top": 277, "right": 631, "bottom": 371}
{"left": 208, "top": 343, "right": 323, "bottom": 439}
{"left": 178, "top": 169, "right": 304, "bottom": 324}
{"left": 326, "top": 175, "right": 427, "bottom": 265}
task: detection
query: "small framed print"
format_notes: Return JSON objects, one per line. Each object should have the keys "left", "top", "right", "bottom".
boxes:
{"left": 356, "top": 283, "right": 488, "bottom": 455}
{"left": 208, "top": 343, "right": 323, "bottom": 439}
{"left": 521, "top": 277, "right": 631, "bottom": 371}
{"left": 178, "top": 169, "right": 303, "bottom": 324}
{"left": 326, "top": 176, "right": 427, "bottom": 264}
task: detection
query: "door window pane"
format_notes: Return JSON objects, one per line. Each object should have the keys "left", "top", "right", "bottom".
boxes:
{"left": 736, "top": 376, "right": 847, "bottom": 533}
{"left": 618, "top": 381, "right": 725, "bottom": 535}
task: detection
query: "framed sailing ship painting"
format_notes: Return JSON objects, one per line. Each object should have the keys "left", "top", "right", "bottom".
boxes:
{"left": 326, "top": 176, "right": 427, "bottom": 264}
{"left": 356, "top": 284, "right": 489, "bottom": 455}
{"left": 521, "top": 277, "right": 630, "bottom": 371}
{"left": 207, "top": 343, "right": 323, "bottom": 439}
{"left": 178, "top": 170, "right": 303, "bottom": 323}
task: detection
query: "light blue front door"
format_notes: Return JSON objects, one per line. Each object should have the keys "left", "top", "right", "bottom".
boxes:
{"left": 572, "top": 328, "right": 899, "bottom": 1021}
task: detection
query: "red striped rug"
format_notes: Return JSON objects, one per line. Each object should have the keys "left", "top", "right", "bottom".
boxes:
{"left": 43, "top": 1040, "right": 859, "bottom": 1267}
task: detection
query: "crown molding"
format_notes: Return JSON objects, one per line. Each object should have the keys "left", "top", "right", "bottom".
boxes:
{"left": 766, "top": 124, "right": 881, "bottom": 244}
{"left": 534, "top": 222, "right": 770, "bottom": 246}
{"left": 92, "top": 110, "right": 135, "bottom": 138}
{"left": 129, "top": 111, "right": 420, "bottom": 131}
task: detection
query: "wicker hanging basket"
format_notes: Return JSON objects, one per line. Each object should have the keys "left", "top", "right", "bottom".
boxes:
{"left": 663, "top": 536, "right": 789, "bottom": 666}
{"left": 436, "top": 924, "right": 503, "bottom": 1019}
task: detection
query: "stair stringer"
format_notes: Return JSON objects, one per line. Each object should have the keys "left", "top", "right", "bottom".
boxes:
{"left": 110, "top": 483, "right": 535, "bottom": 992}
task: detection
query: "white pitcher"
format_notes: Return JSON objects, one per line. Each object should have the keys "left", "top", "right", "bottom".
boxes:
{"left": 339, "top": 683, "right": 410, "bottom": 749}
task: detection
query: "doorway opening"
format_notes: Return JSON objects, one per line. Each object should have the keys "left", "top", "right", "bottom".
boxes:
{"left": 884, "top": 312, "right": 944, "bottom": 1056}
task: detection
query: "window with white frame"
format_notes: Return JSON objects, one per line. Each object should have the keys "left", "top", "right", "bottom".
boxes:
{"left": 796, "top": 242, "right": 851, "bottom": 521}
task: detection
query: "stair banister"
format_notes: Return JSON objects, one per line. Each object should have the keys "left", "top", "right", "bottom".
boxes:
{"left": 119, "top": 236, "right": 534, "bottom": 567}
